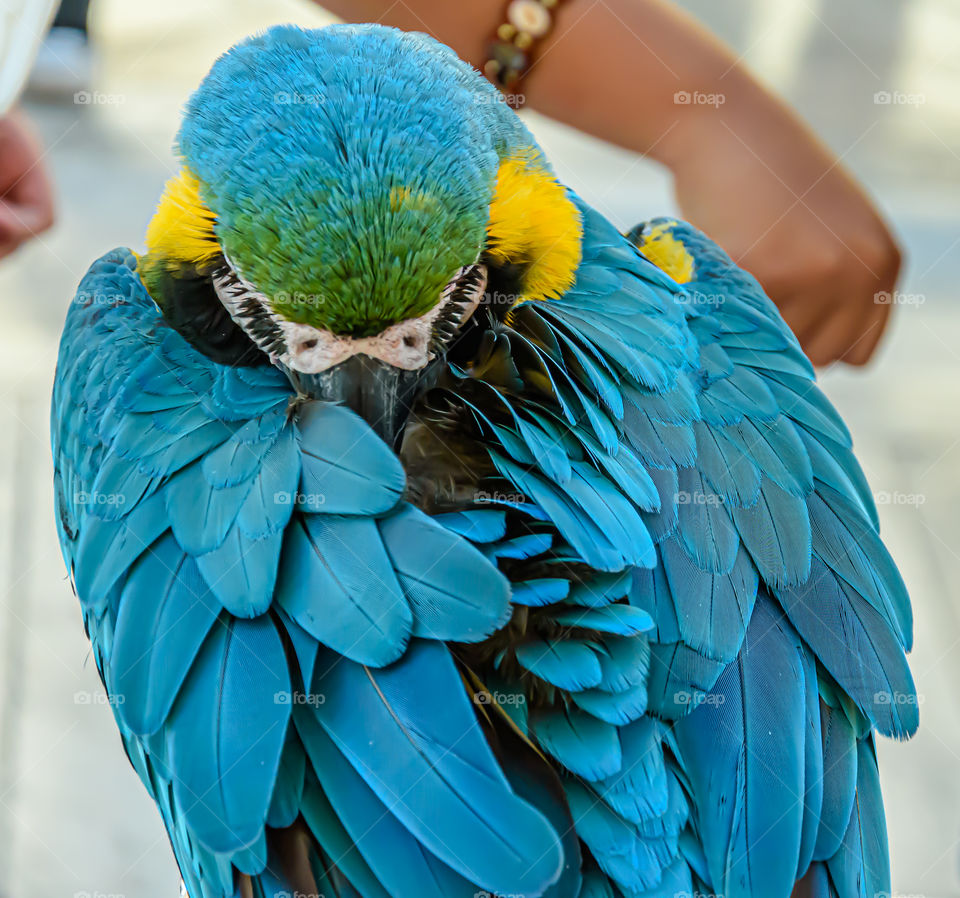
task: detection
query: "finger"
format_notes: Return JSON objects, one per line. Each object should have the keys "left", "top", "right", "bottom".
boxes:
{"left": 800, "top": 303, "right": 857, "bottom": 367}
{"left": 777, "top": 293, "right": 831, "bottom": 346}
{"left": 0, "top": 202, "right": 34, "bottom": 245}
{"left": 776, "top": 288, "right": 849, "bottom": 357}
{"left": 804, "top": 299, "right": 882, "bottom": 368}
{"left": 0, "top": 231, "right": 27, "bottom": 260}
{"left": 5, "top": 162, "right": 54, "bottom": 234}
{"left": 0, "top": 176, "right": 53, "bottom": 241}
{"left": 0, "top": 199, "right": 50, "bottom": 260}
{"left": 840, "top": 304, "right": 890, "bottom": 366}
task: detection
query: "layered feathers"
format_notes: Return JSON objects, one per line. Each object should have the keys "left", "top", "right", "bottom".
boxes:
{"left": 51, "top": 24, "right": 915, "bottom": 898}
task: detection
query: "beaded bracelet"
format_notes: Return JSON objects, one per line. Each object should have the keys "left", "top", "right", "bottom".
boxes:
{"left": 483, "top": 0, "right": 564, "bottom": 103}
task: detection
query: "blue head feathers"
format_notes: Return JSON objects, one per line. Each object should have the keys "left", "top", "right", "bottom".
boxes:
{"left": 170, "top": 24, "right": 533, "bottom": 336}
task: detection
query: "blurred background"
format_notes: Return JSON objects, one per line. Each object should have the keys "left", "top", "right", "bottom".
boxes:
{"left": 0, "top": 0, "right": 957, "bottom": 895}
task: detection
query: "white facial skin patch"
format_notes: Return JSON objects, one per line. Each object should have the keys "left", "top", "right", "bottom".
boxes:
{"left": 212, "top": 259, "right": 487, "bottom": 373}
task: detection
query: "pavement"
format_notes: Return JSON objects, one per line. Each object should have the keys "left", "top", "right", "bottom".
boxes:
{"left": 0, "top": 0, "right": 957, "bottom": 895}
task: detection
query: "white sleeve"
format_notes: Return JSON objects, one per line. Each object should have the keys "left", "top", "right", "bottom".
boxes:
{"left": 0, "top": 0, "right": 58, "bottom": 114}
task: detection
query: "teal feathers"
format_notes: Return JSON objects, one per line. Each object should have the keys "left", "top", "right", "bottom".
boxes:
{"left": 51, "top": 23, "right": 914, "bottom": 898}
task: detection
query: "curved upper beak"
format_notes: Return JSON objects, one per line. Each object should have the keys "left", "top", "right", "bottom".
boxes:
{"left": 283, "top": 355, "right": 435, "bottom": 449}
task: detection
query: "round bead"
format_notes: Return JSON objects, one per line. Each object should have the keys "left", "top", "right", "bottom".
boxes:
{"left": 514, "top": 31, "right": 534, "bottom": 50}
{"left": 497, "top": 23, "right": 517, "bottom": 41}
{"left": 507, "top": 0, "right": 553, "bottom": 38}
{"left": 488, "top": 40, "right": 528, "bottom": 80}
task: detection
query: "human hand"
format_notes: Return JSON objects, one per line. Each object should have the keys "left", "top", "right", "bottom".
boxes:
{"left": 0, "top": 109, "right": 55, "bottom": 259}
{"left": 667, "top": 106, "right": 900, "bottom": 367}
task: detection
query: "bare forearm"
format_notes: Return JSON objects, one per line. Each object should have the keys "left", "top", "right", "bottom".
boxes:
{"left": 317, "top": 0, "right": 798, "bottom": 166}
{"left": 316, "top": 0, "right": 902, "bottom": 367}
{"left": 317, "top": 1, "right": 491, "bottom": 72}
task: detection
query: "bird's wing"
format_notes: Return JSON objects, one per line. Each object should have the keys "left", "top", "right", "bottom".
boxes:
{"left": 632, "top": 217, "right": 912, "bottom": 898}
{"left": 624, "top": 216, "right": 915, "bottom": 722}
{"left": 53, "top": 216, "right": 914, "bottom": 898}
{"left": 52, "top": 249, "right": 566, "bottom": 898}
{"left": 413, "top": 200, "right": 914, "bottom": 898}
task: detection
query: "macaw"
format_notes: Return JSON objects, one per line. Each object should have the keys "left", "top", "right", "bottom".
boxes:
{"left": 51, "top": 23, "right": 917, "bottom": 898}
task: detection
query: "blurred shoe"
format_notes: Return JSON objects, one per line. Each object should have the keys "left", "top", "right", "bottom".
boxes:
{"left": 27, "top": 26, "right": 93, "bottom": 98}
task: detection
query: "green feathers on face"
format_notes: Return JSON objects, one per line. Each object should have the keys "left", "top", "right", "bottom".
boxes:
{"left": 170, "top": 24, "right": 543, "bottom": 338}
{"left": 219, "top": 180, "right": 488, "bottom": 337}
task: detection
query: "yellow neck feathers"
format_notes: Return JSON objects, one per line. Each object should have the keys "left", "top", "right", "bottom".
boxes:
{"left": 144, "top": 167, "right": 220, "bottom": 268}
{"left": 486, "top": 153, "right": 583, "bottom": 306}
{"left": 634, "top": 221, "right": 695, "bottom": 284}
{"left": 145, "top": 155, "right": 586, "bottom": 311}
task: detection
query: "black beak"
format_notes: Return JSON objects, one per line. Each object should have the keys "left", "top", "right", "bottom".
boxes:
{"left": 284, "top": 355, "right": 435, "bottom": 449}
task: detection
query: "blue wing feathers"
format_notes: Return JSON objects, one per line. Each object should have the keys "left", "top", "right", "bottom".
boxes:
{"left": 775, "top": 558, "right": 917, "bottom": 738}
{"left": 299, "top": 779, "right": 393, "bottom": 898}
{"left": 512, "top": 578, "right": 573, "bottom": 606}
{"left": 673, "top": 594, "right": 807, "bottom": 898}
{"left": 530, "top": 706, "right": 622, "bottom": 781}
{"left": 378, "top": 505, "right": 513, "bottom": 641}
{"left": 111, "top": 535, "right": 221, "bottom": 735}
{"left": 266, "top": 733, "right": 306, "bottom": 829}
{"left": 54, "top": 203, "right": 914, "bottom": 898}
{"left": 304, "top": 640, "right": 565, "bottom": 896}
{"left": 516, "top": 640, "right": 605, "bottom": 691}
{"left": 570, "top": 681, "right": 648, "bottom": 725}
{"left": 592, "top": 718, "right": 667, "bottom": 824}
{"left": 824, "top": 739, "right": 890, "bottom": 898}
{"left": 166, "top": 614, "right": 291, "bottom": 853}
{"left": 295, "top": 711, "right": 480, "bottom": 898}
{"left": 275, "top": 513, "right": 412, "bottom": 666}
{"left": 798, "top": 631, "right": 825, "bottom": 880}
{"left": 296, "top": 401, "right": 406, "bottom": 515}
{"left": 813, "top": 701, "right": 858, "bottom": 863}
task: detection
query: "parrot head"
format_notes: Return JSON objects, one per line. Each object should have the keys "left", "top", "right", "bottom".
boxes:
{"left": 140, "top": 24, "right": 583, "bottom": 445}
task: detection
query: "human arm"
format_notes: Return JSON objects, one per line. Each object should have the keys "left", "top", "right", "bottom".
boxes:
{"left": 318, "top": 0, "right": 901, "bottom": 365}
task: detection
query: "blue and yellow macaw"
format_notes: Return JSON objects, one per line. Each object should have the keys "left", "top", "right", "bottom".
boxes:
{"left": 51, "top": 24, "right": 917, "bottom": 898}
